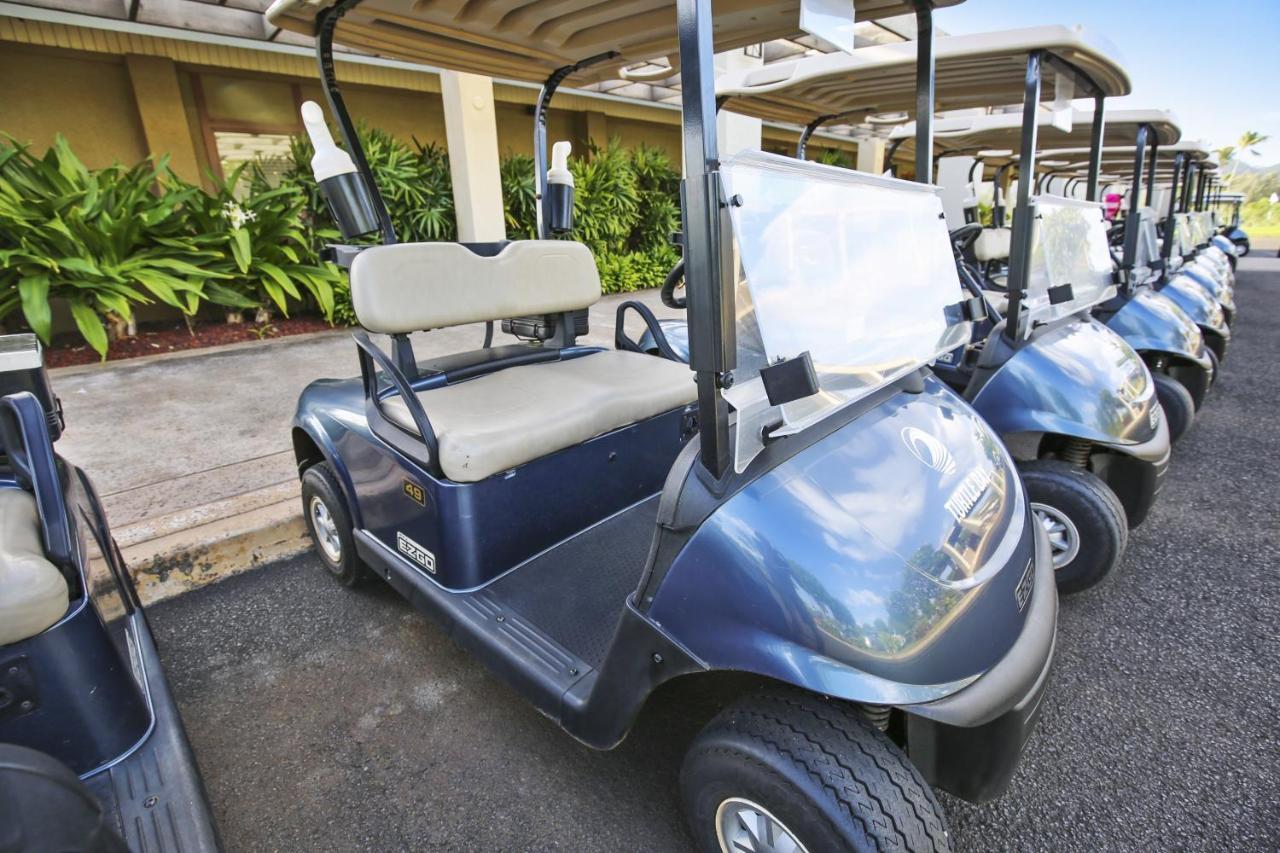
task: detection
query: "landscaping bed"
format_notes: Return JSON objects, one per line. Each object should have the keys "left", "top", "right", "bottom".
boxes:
{"left": 45, "top": 316, "right": 339, "bottom": 368}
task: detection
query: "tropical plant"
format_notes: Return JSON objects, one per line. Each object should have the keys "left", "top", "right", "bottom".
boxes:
{"left": 627, "top": 142, "right": 681, "bottom": 253}
{"left": 185, "top": 163, "right": 339, "bottom": 321}
{"left": 499, "top": 153, "right": 538, "bottom": 239}
{"left": 0, "top": 135, "right": 233, "bottom": 358}
{"left": 1227, "top": 130, "right": 1271, "bottom": 183}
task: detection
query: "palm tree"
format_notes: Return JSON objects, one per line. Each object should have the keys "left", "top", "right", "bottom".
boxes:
{"left": 1227, "top": 130, "right": 1271, "bottom": 182}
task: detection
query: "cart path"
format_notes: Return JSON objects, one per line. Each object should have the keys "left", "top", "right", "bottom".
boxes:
{"left": 150, "top": 255, "right": 1280, "bottom": 852}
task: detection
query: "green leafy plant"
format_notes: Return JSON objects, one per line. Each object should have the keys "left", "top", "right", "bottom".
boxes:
{"left": 185, "top": 163, "right": 339, "bottom": 321}
{"left": 0, "top": 135, "right": 228, "bottom": 358}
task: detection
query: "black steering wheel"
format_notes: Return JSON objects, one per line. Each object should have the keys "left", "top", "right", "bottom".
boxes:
{"left": 661, "top": 258, "right": 686, "bottom": 310}
{"left": 948, "top": 223, "right": 983, "bottom": 254}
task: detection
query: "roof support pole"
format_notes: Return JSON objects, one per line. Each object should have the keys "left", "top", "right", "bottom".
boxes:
{"left": 315, "top": 0, "right": 395, "bottom": 244}
{"left": 1004, "top": 50, "right": 1043, "bottom": 343}
{"left": 913, "top": 1, "right": 936, "bottom": 183}
{"left": 441, "top": 71, "right": 506, "bottom": 243}
{"left": 1160, "top": 152, "right": 1186, "bottom": 269}
{"left": 1085, "top": 95, "right": 1105, "bottom": 201}
{"left": 796, "top": 115, "right": 832, "bottom": 159}
{"left": 1145, "top": 136, "right": 1159, "bottom": 207}
{"left": 1120, "top": 122, "right": 1149, "bottom": 287}
{"left": 677, "top": 0, "right": 733, "bottom": 480}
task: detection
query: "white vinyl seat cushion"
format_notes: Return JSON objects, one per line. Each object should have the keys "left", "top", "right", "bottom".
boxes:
{"left": 974, "top": 227, "right": 1012, "bottom": 262}
{"left": 381, "top": 350, "right": 697, "bottom": 482}
{"left": 0, "top": 488, "right": 69, "bottom": 646}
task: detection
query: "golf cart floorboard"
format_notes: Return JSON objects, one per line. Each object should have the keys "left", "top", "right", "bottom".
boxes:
{"left": 487, "top": 496, "right": 659, "bottom": 669}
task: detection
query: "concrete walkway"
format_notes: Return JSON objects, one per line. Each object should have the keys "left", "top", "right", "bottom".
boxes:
{"left": 52, "top": 288, "right": 684, "bottom": 601}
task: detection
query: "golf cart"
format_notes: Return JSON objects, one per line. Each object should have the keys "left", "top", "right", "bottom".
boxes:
{"left": 896, "top": 108, "right": 1216, "bottom": 439}
{"left": 665, "top": 26, "right": 1169, "bottom": 592}
{"left": 1212, "top": 191, "right": 1249, "bottom": 258}
{"left": 0, "top": 335, "right": 219, "bottom": 852}
{"left": 268, "top": 0, "right": 1055, "bottom": 848}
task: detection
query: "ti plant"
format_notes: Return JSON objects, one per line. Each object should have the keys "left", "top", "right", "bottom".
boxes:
{"left": 187, "top": 163, "right": 339, "bottom": 321}
{"left": 0, "top": 135, "right": 234, "bottom": 358}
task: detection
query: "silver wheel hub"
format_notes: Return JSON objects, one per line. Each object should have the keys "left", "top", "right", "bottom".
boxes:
{"left": 310, "top": 495, "right": 342, "bottom": 563}
{"left": 1032, "top": 502, "right": 1080, "bottom": 570}
{"left": 716, "top": 798, "right": 808, "bottom": 853}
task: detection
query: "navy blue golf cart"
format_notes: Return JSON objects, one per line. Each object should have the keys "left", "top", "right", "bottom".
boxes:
{"left": 0, "top": 335, "right": 219, "bottom": 852}
{"left": 268, "top": 0, "right": 1055, "bottom": 848}
{"left": 652, "top": 27, "right": 1170, "bottom": 593}
{"left": 903, "top": 108, "right": 1217, "bottom": 440}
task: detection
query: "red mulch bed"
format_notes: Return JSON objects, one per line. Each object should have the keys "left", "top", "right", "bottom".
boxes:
{"left": 45, "top": 317, "right": 342, "bottom": 368}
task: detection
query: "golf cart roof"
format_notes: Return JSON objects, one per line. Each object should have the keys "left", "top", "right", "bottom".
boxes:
{"left": 890, "top": 108, "right": 1181, "bottom": 162}
{"left": 715, "top": 25, "right": 1130, "bottom": 126}
{"left": 265, "top": 0, "right": 962, "bottom": 85}
{"left": 1215, "top": 192, "right": 1245, "bottom": 202}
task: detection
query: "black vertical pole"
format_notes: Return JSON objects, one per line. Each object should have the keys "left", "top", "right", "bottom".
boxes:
{"left": 1120, "top": 123, "right": 1148, "bottom": 285}
{"left": 913, "top": 1, "right": 936, "bottom": 183}
{"left": 1160, "top": 152, "right": 1185, "bottom": 268}
{"left": 1145, "top": 135, "right": 1158, "bottom": 207}
{"left": 315, "top": 2, "right": 396, "bottom": 245}
{"left": 1004, "top": 51, "right": 1043, "bottom": 342}
{"left": 677, "top": 0, "right": 733, "bottom": 480}
{"left": 1086, "top": 95, "right": 1105, "bottom": 201}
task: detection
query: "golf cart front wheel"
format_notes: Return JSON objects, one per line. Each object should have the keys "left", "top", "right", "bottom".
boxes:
{"left": 1020, "top": 460, "right": 1127, "bottom": 594}
{"left": 301, "top": 462, "right": 368, "bottom": 587}
{"left": 1152, "top": 373, "right": 1195, "bottom": 443}
{"left": 680, "top": 691, "right": 951, "bottom": 853}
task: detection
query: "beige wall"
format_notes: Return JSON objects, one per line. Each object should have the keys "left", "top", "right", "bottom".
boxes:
{"left": 0, "top": 44, "right": 147, "bottom": 168}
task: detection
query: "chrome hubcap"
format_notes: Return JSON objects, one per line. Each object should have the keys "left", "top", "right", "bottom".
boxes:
{"left": 310, "top": 496, "right": 342, "bottom": 563}
{"left": 716, "top": 798, "right": 808, "bottom": 853}
{"left": 1032, "top": 502, "right": 1080, "bottom": 570}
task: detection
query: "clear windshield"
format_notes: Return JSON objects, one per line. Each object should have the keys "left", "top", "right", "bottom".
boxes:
{"left": 1020, "top": 196, "right": 1116, "bottom": 333}
{"left": 719, "top": 151, "right": 971, "bottom": 470}
{"left": 1175, "top": 213, "right": 1195, "bottom": 256}
{"left": 1193, "top": 212, "right": 1213, "bottom": 244}
{"left": 1132, "top": 207, "right": 1162, "bottom": 282}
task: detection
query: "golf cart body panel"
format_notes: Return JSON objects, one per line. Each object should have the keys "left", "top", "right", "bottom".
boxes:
{"left": 1103, "top": 287, "right": 1211, "bottom": 370}
{"left": 971, "top": 317, "right": 1161, "bottom": 453}
{"left": 0, "top": 360, "right": 219, "bottom": 851}
{"left": 648, "top": 375, "right": 1037, "bottom": 704}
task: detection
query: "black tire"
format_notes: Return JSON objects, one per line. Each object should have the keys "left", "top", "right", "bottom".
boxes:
{"left": 1205, "top": 344, "right": 1220, "bottom": 389}
{"left": 680, "top": 690, "right": 951, "bottom": 853}
{"left": 301, "top": 462, "right": 368, "bottom": 587}
{"left": 1152, "top": 373, "right": 1195, "bottom": 443}
{"left": 1019, "top": 459, "right": 1128, "bottom": 595}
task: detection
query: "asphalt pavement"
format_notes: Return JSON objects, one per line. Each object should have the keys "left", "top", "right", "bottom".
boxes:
{"left": 150, "top": 255, "right": 1280, "bottom": 852}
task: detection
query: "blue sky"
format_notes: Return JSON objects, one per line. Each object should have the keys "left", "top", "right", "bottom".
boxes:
{"left": 932, "top": 0, "right": 1280, "bottom": 167}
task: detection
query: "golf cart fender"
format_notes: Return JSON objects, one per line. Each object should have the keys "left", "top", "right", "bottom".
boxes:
{"left": 970, "top": 318, "right": 1160, "bottom": 448}
{"left": 1161, "top": 276, "right": 1231, "bottom": 342}
{"left": 646, "top": 379, "right": 1042, "bottom": 708}
{"left": 292, "top": 379, "right": 367, "bottom": 528}
{"left": 1104, "top": 289, "right": 1212, "bottom": 370}
{"left": 1183, "top": 264, "right": 1235, "bottom": 310}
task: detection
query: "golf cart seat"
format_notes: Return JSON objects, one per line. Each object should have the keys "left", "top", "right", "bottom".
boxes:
{"left": 974, "top": 227, "right": 1012, "bottom": 262}
{"left": 352, "top": 241, "right": 696, "bottom": 482}
{"left": 0, "top": 487, "right": 69, "bottom": 645}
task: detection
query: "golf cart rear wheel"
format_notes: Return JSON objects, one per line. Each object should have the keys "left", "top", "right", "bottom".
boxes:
{"left": 1020, "top": 460, "right": 1127, "bottom": 595}
{"left": 1205, "top": 346, "right": 1220, "bottom": 389}
{"left": 680, "top": 691, "right": 951, "bottom": 853}
{"left": 1152, "top": 373, "right": 1195, "bottom": 443}
{"left": 301, "top": 462, "right": 368, "bottom": 587}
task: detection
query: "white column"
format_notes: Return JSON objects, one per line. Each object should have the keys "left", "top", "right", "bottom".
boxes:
{"left": 441, "top": 71, "right": 505, "bottom": 242}
{"left": 715, "top": 47, "right": 763, "bottom": 157}
{"left": 857, "top": 137, "right": 886, "bottom": 175}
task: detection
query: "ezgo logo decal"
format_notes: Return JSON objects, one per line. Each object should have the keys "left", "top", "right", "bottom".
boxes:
{"left": 397, "top": 532, "right": 436, "bottom": 575}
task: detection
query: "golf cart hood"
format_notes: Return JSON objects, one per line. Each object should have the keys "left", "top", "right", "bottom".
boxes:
{"left": 648, "top": 376, "right": 1042, "bottom": 705}
{"left": 1105, "top": 288, "right": 1210, "bottom": 369}
{"left": 1182, "top": 262, "right": 1236, "bottom": 312}
{"left": 1162, "top": 275, "right": 1230, "bottom": 339}
{"left": 972, "top": 317, "right": 1160, "bottom": 449}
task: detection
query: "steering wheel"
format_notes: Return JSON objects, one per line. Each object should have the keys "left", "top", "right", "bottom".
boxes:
{"left": 661, "top": 258, "right": 686, "bottom": 310}
{"left": 948, "top": 223, "right": 983, "bottom": 254}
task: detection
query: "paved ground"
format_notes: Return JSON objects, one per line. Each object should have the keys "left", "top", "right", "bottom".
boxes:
{"left": 150, "top": 255, "right": 1280, "bottom": 851}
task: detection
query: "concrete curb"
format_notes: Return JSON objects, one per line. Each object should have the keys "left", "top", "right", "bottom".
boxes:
{"left": 92, "top": 481, "right": 311, "bottom": 606}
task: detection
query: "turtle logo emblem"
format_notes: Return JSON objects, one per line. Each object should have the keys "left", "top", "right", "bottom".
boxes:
{"left": 901, "top": 427, "right": 957, "bottom": 476}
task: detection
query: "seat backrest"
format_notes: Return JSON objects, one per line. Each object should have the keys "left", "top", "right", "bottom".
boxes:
{"left": 350, "top": 241, "right": 601, "bottom": 335}
{"left": 974, "top": 227, "right": 1012, "bottom": 262}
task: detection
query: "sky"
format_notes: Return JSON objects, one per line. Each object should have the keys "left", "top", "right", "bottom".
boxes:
{"left": 931, "top": 0, "right": 1280, "bottom": 168}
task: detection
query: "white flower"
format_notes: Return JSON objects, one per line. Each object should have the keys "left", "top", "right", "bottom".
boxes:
{"left": 222, "top": 201, "right": 258, "bottom": 230}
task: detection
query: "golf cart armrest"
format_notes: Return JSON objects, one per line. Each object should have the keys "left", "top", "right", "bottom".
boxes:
{"left": 352, "top": 331, "right": 442, "bottom": 475}
{"left": 615, "top": 301, "right": 682, "bottom": 362}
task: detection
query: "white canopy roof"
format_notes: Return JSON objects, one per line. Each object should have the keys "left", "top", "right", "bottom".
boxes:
{"left": 890, "top": 108, "right": 1181, "bottom": 163}
{"left": 265, "top": 0, "right": 961, "bottom": 85}
{"left": 715, "top": 25, "right": 1130, "bottom": 125}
